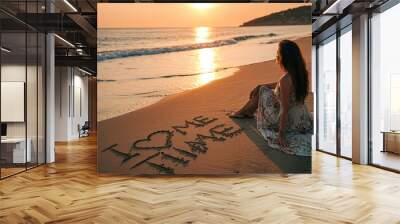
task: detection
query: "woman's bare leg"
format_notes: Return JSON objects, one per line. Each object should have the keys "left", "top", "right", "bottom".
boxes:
{"left": 236, "top": 96, "right": 259, "bottom": 116}
{"left": 232, "top": 88, "right": 260, "bottom": 117}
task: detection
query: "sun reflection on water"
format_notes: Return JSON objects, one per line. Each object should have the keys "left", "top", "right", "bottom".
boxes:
{"left": 194, "top": 27, "right": 217, "bottom": 86}
{"left": 195, "top": 27, "right": 210, "bottom": 44}
{"left": 197, "top": 48, "right": 216, "bottom": 86}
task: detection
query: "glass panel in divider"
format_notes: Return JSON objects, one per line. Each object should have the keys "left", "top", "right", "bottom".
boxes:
{"left": 37, "top": 0, "right": 47, "bottom": 166}
{"left": 27, "top": 30, "right": 38, "bottom": 169}
{"left": 26, "top": 0, "right": 44, "bottom": 169}
{"left": 317, "top": 35, "right": 337, "bottom": 154}
{"left": 38, "top": 32, "right": 46, "bottom": 165}
{"left": 1, "top": 30, "right": 28, "bottom": 177}
{"left": 339, "top": 26, "right": 352, "bottom": 158}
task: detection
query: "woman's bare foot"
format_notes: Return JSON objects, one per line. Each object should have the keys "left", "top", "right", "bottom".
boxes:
{"left": 228, "top": 112, "right": 254, "bottom": 119}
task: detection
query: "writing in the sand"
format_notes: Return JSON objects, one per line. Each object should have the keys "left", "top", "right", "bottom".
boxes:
{"left": 102, "top": 115, "right": 242, "bottom": 174}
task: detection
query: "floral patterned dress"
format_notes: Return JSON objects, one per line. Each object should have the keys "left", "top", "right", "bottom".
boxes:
{"left": 256, "top": 84, "right": 313, "bottom": 156}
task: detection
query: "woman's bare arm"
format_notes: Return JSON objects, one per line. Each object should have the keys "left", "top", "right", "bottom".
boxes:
{"left": 250, "top": 82, "right": 277, "bottom": 99}
{"left": 278, "top": 77, "right": 290, "bottom": 146}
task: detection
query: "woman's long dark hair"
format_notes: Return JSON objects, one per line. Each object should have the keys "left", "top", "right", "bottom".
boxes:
{"left": 278, "top": 40, "right": 309, "bottom": 103}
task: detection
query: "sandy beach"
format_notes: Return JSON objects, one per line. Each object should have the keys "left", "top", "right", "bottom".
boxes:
{"left": 98, "top": 36, "right": 312, "bottom": 175}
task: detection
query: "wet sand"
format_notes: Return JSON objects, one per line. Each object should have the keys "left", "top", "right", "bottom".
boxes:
{"left": 98, "top": 36, "right": 312, "bottom": 175}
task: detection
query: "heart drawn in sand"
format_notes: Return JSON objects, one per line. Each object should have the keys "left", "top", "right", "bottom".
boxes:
{"left": 131, "top": 130, "right": 173, "bottom": 152}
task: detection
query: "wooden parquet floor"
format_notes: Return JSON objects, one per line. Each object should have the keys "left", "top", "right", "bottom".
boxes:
{"left": 1, "top": 134, "right": 400, "bottom": 224}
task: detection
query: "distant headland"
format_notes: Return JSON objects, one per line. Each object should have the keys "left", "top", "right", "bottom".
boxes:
{"left": 241, "top": 6, "right": 312, "bottom": 26}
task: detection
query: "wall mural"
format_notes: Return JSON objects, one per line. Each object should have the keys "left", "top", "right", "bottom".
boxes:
{"left": 97, "top": 3, "right": 313, "bottom": 175}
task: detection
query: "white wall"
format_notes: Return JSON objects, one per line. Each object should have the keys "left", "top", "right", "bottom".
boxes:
{"left": 55, "top": 67, "right": 89, "bottom": 141}
{"left": 55, "top": 66, "right": 70, "bottom": 141}
{"left": 71, "top": 73, "right": 89, "bottom": 138}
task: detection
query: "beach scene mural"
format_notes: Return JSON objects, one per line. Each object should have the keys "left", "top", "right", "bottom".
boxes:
{"left": 98, "top": 3, "right": 313, "bottom": 175}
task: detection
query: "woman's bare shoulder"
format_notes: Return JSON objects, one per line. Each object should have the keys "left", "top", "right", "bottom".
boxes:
{"left": 279, "top": 73, "right": 292, "bottom": 85}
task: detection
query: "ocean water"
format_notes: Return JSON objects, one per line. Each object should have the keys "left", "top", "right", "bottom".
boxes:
{"left": 98, "top": 26, "right": 310, "bottom": 121}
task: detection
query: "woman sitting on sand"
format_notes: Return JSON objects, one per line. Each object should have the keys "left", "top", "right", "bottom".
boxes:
{"left": 230, "top": 40, "right": 313, "bottom": 156}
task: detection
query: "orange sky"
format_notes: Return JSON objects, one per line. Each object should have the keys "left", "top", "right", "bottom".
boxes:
{"left": 98, "top": 3, "right": 309, "bottom": 28}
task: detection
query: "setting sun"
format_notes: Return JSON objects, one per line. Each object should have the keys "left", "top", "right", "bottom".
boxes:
{"left": 190, "top": 3, "right": 215, "bottom": 10}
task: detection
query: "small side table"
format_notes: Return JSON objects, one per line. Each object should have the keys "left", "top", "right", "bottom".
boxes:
{"left": 381, "top": 131, "right": 400, "bottom": 154}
